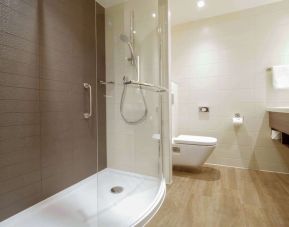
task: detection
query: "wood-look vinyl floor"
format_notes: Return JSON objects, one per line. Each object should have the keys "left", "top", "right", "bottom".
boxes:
{"left": 148, "top": 165, "right": 289, "bottom": 227}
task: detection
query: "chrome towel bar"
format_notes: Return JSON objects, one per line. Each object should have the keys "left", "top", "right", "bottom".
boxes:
{"left": 98, "top": 80, "right": 167, "bottom": 93}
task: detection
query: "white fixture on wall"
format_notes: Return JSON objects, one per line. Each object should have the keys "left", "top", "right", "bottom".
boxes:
{"left": 271, "top": 130, "right": 281, "bottom": 140}
{"left": 172, "top": 135, "right": 217, "bottom": 167}
{"left": 199, "top": 106, "right": 209, "bottom": 112}
{"left": 233, "top": 113, "right": 244, "bottom": 126}
{"left": 197, "top": 0, "right": 205, "bottom": 8}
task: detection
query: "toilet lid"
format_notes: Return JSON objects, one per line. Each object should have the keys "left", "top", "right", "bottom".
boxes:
{"left": 173, "top": 135, "right": 217, "bottom": 146}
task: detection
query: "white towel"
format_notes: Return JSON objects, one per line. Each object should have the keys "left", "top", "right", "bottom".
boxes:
{"left": 272, "top": 65, "right": 289, "bottom": 89}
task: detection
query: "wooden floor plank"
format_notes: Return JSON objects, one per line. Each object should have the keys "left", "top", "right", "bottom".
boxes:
{"left": 148, "top": 165, "right": 289, "bottom": 227}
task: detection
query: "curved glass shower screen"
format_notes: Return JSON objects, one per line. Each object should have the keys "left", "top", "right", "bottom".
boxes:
{"left": 0, "top": 0, "right": 165, "bottom": 226}
{"left": 97, "top": 0, "right": 165, "bottom": 226}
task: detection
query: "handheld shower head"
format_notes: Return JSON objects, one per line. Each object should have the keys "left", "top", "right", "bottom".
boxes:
{"left": 120, "top": 34, "right": 136, "bottom": 65}
{"left": 120, "top": 34, "right": 130, "bottom": 43}
{"left": 119, "top": 34, "right": 147, "bottom": 124}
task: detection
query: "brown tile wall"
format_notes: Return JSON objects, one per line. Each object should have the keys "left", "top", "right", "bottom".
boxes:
{"left": 0, "top": 0, "right": 106, "bottom": 221}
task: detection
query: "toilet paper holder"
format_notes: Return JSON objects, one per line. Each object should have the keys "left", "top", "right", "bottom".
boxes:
{"left": 233, "top": 113, "right": 244, "bottom": 126}
{"left": 235, "top": 113, "right": 241, "bottom": 118}
{"left": 199, "top": 107, "right": 209, "bottom": 112}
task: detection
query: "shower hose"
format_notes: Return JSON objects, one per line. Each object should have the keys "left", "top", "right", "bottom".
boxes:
{"left": 120, "top": 76, "right": 148, "bottom": 125}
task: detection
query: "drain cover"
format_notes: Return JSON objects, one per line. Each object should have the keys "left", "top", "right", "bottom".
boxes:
{"left": 111, "top": 186, "right": 124, "bottom": 194}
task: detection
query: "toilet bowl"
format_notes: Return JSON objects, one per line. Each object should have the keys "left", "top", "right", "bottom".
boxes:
{"left": 172, "top": 135, "right": 217, "bottom": 167}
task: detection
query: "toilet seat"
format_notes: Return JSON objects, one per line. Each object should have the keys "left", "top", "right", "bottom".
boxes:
{"left": 173, "top": 135, "right": 217, "bottom": 146}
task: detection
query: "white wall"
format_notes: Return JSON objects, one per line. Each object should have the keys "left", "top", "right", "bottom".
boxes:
{"left": 172, "top": 1, "right": 289, "bottom": 172}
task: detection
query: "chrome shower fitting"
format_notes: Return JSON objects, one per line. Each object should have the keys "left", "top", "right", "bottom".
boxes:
{"left": 119, "top": 11, "right": 147, "bottom": 125}
{"left": 120, "top": 34, "right": 137, "bottom": 66}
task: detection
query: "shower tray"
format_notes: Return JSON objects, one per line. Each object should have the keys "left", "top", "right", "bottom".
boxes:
{"left": 0, "top": 169, "right": 166, "bottom": 227}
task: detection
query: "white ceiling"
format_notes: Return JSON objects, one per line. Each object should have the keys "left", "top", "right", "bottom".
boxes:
{"left": 170, "top": 0, "right": 283, "bottom": 25}
{"left": 96, "top": 0, "right": 283, "bottom": 25}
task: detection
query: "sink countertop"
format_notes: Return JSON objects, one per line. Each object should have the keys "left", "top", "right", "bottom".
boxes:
{"left": 267, "top": 107, "right": 289, "bottom": 113}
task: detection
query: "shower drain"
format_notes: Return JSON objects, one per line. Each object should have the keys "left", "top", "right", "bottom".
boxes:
{"left": 110, "top": 186, "right": 124, "bottom": 194}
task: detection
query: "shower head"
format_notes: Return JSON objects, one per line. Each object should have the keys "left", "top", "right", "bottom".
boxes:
{"left": 120, "top": 34, "right": 130, "bottom": 43}
{"left": 120, "top": 34, "right": 136, "bottom": 65}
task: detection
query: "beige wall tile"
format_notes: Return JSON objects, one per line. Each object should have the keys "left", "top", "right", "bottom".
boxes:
{"left": 172, "top": 1, "right": 289, "bottom": 173}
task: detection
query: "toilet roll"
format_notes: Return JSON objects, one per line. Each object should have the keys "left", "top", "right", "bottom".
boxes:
{"left": 271, "top": 130, "right": 281, "bottom": 140}
{"left": 233, "top": 117, "right": 243, "bottom": 125}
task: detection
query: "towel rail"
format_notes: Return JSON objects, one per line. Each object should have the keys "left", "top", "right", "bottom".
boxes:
{"left": 98, "top": 80, "right": 167, "bottom": 93}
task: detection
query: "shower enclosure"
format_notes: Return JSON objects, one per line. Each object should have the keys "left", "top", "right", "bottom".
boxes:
{"left": 0, "top": 0, "right": 167, "bottom": 226}
{"left": 97, "top": 0, "right": 166, "bottom": 225}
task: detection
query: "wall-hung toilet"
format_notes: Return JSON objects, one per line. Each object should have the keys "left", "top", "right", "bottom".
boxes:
{"left": 172, "top": 135, "right": 217, "bottom": 167}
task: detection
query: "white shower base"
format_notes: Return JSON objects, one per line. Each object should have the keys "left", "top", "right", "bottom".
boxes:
{"left": 0, "top": 169, "right": 166, "bottom": 227}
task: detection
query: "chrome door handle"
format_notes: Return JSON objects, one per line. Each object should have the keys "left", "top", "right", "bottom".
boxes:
{"left": 83, "top": 83, "right": 92, "bottom": 119}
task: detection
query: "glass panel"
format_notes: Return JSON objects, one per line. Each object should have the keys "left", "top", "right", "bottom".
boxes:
{"left": 97, "top": 0, "right": 164, "bottom": 226}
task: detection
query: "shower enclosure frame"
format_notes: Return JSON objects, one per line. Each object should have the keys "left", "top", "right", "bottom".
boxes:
{"left": 0, "top": 0, "right": 169, "bottom": 225}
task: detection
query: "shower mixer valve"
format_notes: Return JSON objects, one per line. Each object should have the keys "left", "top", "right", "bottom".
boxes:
{"left": 123, "top": 76, "right": 131, "bottom": 85}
